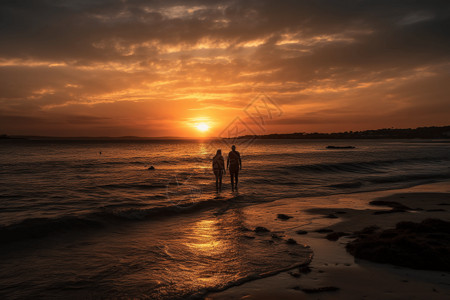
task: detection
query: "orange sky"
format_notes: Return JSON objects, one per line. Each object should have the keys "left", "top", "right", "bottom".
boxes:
{"left": 1, "top": 0, "right": 449, "bottom": 137}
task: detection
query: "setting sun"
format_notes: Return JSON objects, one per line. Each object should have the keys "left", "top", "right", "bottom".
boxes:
{"left": 196, "top": 123, "right": 210, "bottom": 132}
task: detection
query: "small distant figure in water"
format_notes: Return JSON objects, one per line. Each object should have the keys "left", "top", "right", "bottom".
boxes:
{"left": 212, "top": 149, "right": 225, "bottom": 192}
{"left": 227, "top": 145, "right": 242, "bottom": 191}
{"left": 99, "top": 151, "right": 102, "bottom": 155}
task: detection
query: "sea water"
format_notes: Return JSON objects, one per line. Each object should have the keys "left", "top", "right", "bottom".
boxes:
{"left": 0, "top": 138, "right": 449, "bottom": 298}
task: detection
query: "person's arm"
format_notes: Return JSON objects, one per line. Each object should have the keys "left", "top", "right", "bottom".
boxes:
{"left": 221, "top": 157, "right": 226, "bottom": 174}
{"left": 238, "top": 152, "right": 242, "bottom": 170}
{"left": 226, "top": 154, "right": 229, "bottom": 169}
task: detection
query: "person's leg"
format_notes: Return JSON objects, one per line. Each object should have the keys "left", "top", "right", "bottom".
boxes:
{"left": 235, "top": 171, "right": 239, "bottom": 189}
{"left": 230, "top": 171, "right": 235, "bottom": 191}
{"left": 214, "top": 171, "right": 219, "bottom": 191}
{"left": 218, "top": 172, "right": 222, "bottom": 191}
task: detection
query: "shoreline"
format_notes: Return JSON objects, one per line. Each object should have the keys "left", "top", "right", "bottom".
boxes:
{"left": 206, "top": 181, "right": 450, "bottom": 299}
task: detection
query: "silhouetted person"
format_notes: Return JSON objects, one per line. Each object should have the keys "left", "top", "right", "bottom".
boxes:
{"left": 227, "top": 145, "right": 242, "bottom": 191}
{"left": 212, "top": 149, "right": 225, "bottom": 192}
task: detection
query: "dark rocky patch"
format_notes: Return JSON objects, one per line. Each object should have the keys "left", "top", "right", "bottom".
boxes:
{"left": 315, "top": 228, "right": 333, "bottom": 233}
{"left": 325, "top": 214, "right": 338, "bottom": 219}
{"left": 271, "top": 233, "right": 282, "bottom": 239}
{"left": 296, "top": 230, "right": 308, "bottom": 235}
{"left": 298, "top": 266, "right": 312, "bottom": 274}
{"left": 286, "top": 238, "right": 298, "bottom": 245}
{"left": 355, "top": 225, "right": 380, "bottom": 235}
{"left": 254, "top": 226, "right": 270, "bottom": 233}
{"left": 326, "top": 232, "right": 349, "bottom": 241}
{"left": 369, "top": 200, "right": 411, "bottom": 210}
{"left": 288, "top": 271, "right": 301, "bottom": 278}
{"left": 301, "top": 286, "right": 340, "bottom": 293}
{"left": 373, "top": 208, "right": 406, "bottom": 215}
{"left": 277, "top": 214, "right": 293, "bottom": 220}
{"left": 242, "top": 235, "right": 255, "bottom": 239}
{"left": 426, "top": 209, "right": 446, "bottom": 212}
{"left": 346, "top": 219, "right": 450, "bottom": 271}
{"left": 148, "top": 166, "right": 155, "bottom": 170}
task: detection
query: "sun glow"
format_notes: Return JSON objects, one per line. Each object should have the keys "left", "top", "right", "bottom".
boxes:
{"left": 196, "top": 123, "right": 210, "bottom": 132}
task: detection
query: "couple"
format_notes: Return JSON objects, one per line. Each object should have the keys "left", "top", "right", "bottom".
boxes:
{"left": 212, "top": 145, "right": 241, "bottom": 192}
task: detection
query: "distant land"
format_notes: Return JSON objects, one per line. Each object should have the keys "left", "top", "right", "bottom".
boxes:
{"left": 238, "top": 125, "right": 450, "bottom": 140}
{"left": 1, "top": 125, "right": 450, "bottom": 140}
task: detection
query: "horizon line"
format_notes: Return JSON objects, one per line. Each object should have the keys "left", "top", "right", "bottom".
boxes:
{"left": 2, "top": 124, "right": 449, "bottom": 139}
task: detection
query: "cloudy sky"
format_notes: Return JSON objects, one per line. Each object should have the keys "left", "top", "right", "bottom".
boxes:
{"left": 1, "top": 0, "right": 449, "bottom": 137}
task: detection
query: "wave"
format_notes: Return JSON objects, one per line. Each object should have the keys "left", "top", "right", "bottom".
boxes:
{"left": 0, "top": 194, "right": 250, "bottom": 244}
{"left": 368, "top": 172, "right": 450, "bottom": 184}
{"left": 0, "top": 216, "right": 103, "bottom": 243}
{"left": 100, "top": 183, "right": 167, "bottom": 190}
{"left": 285, "top": 157, "right": 448, "bottom": 174}
{"left": 328, "top": 172, "right": 450, "bottom": 190}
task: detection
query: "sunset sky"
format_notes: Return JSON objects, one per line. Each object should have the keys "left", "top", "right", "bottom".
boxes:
{"left": 1, "top": 0, "right": 449, "bottom": 137}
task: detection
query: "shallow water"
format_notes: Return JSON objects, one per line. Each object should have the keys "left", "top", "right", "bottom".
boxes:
{"left": 0, "top": 138, "right": 449, "bottom": 298}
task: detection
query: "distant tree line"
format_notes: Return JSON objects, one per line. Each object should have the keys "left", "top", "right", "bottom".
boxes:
{"left": 238, "top": 126, "right": 450, "bottom": 139}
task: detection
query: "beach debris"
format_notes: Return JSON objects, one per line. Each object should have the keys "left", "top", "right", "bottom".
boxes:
{"left": 148, "top": 166, "right": 155, "bottom": 170}
{"left": 254, "top": 226, "right": 270, "bottom": 233}
{"left": 295, "top": 230, "right": 308, "bottom": 235}
{"left": 271, "top": 233, "right": 282, "bottom": 239}
{"left": 326, "top": 145, "right": 355, "bottom": 149}
{"left": 277, "top": 213, "right": 293, "bottom": 220}
{"left": 346, "top": 218, "right": 450, "bottom": 271}
{"left": 286, "top": 238, "right": 298, "bottom": 245}
{"left": 369, "top": 200, "right": 411, "bottom": 210}
{"left": 324, "top": 214, "right": 338, "bottom": 219}
{"left": 238, "top": 226, "right": 252, "bottom": 232}
{"left": 326, "top": 232, "right": 349, "bottom": 241}
{"left": 298, "top": 265, "right": 312, "bottom": 274}
{"left": 373, "top": 209, "right": 406, "bottom": 215}
{"left": 301, "top": 286, "right": 340, "bottom": 293}
{"left": 355, "top": 225, "right": 380, "bottom": 235}
{"left": 288, "top": 271, "right": 301, "bottom": 278}
{"left": 315, "top": 228, "right": 333, "bottom": 233}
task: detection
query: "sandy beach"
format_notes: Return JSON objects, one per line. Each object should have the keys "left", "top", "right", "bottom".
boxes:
{"left": 206, "top": 181, "right": 450, "bottom": 300}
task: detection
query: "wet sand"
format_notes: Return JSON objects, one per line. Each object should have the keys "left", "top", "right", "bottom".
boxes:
{"left": 206, "top": 181, "right": 450, "bottom": 300}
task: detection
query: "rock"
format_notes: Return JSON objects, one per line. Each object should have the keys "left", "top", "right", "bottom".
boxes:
{"left": 277, "top": 213, "right": 293, "bottom": 220}
{"left": 326, "top": 145, "right": 355, "bottom": 149}
{"left": 296, "top": 230, "right": 308, "bottom": 235}
{"left": 286, "top": 238, "right": 297, "bottom": 245}
{"left": 369, "top": 200, "right": 410, "bottom": 210}
{"left": 355, "top": 225, "right": 380, "bottom": 235}
{"left": 317, "top": 229, "right": 334, "bottom": 234}
{"left": 347, "top": 218, "right": 450, "bottom": 271}
{"left": 254, "top": 226, "right": 270, "bottom": 233}
{"left": 148, "top": 166, "right": 155, "bottom": 170}
{"left": 373, "top": 208, "right": 406, "bottom": 215}
{"left": 326, "top": 232, "right": 349, "bottom": 241}
{"left": 325, "top": 214, "right": 338, "bottom": 219}
{"left": 271, "top": 233, "right": 282, "bottom": 239}
{"left": 288, "top": 271, "right": 301, "bottom": 278}
{"left": 298, "top": 265, "right": 312, "bottom": 274}
{"left": 301, "top": 286, "right": 340, "bottom": 293}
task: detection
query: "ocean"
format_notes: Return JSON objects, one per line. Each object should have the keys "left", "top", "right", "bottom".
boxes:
{"left": 1, "top": 138, "right": 449, "bottom": 298}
